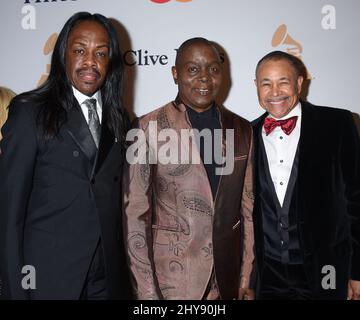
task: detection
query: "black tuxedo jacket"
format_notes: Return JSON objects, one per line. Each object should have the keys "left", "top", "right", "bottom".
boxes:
{"left": 0, "top": 97, "right": 131, "bottom": 299}
{"left": 252, "top": 101, "right": 360, "bottom": 299}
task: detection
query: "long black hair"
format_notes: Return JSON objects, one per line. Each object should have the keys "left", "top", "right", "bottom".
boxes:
{"left": 17, "top": 12, "right": 129, "bottom": 143}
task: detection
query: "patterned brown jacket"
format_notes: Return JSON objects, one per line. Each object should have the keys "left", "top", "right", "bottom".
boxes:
{"left": 123, "top": 99, "right": 254, "bottom": 300}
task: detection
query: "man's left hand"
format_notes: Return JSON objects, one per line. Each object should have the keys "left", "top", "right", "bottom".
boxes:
{"left": 348, "top": 280, "right": 360, "bottom": 300}
{"left": 239, "top": 288, "right": 255, "bottom": 300}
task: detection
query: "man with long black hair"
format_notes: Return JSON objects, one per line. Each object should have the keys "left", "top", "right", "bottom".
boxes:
{"left": 0, "top": 12, "right": 131, "bottom": 299}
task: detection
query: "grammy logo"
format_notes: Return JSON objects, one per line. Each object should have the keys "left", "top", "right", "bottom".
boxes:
{"left": 272, "top": 24, "right": 303, "bottom": 57}
{"left": 37, "top": 33, "right": 58, "bottom": 87}
{"left": 272, "top": 24, "right": 312, "bottom": 80}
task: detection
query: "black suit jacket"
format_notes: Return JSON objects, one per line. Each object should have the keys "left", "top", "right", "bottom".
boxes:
{"left": 252, "top": 101, "right": 360, "bottom": 299}
{"left": 0, "top": 97, "right": 131, "bottom": 299}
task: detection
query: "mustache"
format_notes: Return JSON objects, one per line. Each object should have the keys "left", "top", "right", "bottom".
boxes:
{"left": 76, "top": 67, "right": 100, "bottom": 77}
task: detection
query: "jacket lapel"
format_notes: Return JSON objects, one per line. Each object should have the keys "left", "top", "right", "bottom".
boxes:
{"left": 65, "top": 100, "right": 98, "bottom": 167}
{"left": 297, "top": 101, "right": 315, "bottom": 173}
{"left": 252, "top": 112, "right": 268, "bottom": 169}
{"left": 296, "top": 101, "right": 316, "bottom": 218}
{"left": 93, "top": 110, "right": 115, "bottom": 175}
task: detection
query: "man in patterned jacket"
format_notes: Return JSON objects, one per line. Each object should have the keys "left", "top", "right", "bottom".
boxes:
{"left": 123, "top": 37, "right": 255, "bottom": 300}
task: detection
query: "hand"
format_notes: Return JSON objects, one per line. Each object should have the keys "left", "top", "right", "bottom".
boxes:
{"left": 239, "top": 288, "right": 255, "bottom": 300}
{"left": 348, "top": 279, "right": 360, "bottom": 300}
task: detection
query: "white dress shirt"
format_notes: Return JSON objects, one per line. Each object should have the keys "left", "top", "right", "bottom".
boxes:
{"left": 262, "top": 103, "right": 302, "bottom": 206}
{"left": 72, "top": 86, "right": 102, "bottom": 124}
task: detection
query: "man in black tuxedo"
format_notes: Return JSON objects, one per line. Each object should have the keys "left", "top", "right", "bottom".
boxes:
{"left": 252, "top": 51, "right": 360, "bottom": 300}
{"left": 0, "top": 12, "right": 131, "bottom": 299}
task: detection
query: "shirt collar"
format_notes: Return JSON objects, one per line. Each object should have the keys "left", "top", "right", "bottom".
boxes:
{"left": 174, "top": 94, "right": 218, "bottom": 117}
{"left": 186, "top": 102, "right": 217, "bottom": 119}
{"left": 72, "top": 86, "right": 102, "bottom": 109}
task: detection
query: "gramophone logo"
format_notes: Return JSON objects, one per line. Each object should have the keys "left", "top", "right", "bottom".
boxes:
{"left": 272, "top": 24, "right": 303, "bottom": 57}
{"left": 272, "top": 24, "right": 312, "bottom": 79}
{"left": 37, "top": 33, "right": 58, "bottom": 87}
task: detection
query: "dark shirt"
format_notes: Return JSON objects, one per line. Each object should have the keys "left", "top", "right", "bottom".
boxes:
{"left": 186, "top": 104, "right": 222, "bottom": 199}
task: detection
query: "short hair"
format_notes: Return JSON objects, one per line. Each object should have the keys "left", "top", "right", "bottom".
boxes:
{"left": 175, "top": 37, "right": 222, "bottom": 67}
{"left": 255, "top": 50, "right": 303, "bottom": 78}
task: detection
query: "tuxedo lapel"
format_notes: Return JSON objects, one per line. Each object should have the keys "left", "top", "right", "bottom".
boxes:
{"left": 297, "top": 101, "right": 317, "bottom": 189}
{"left": 93, "top": 106, "right": 115, "bottom": 175}
{"left": 253, "top": 113, "right": 268, "bottom": 136}
{"left": 65, "top": 101, "right": 98, "bottom": 168}
{"left": 253, "top": 112, "right": 267, "bottom": 174}
{"left": 296, "top": 101, "right": 318, "bottom": 220}
{"left": 253, "top": 112, "right": 267, "bottom": 170}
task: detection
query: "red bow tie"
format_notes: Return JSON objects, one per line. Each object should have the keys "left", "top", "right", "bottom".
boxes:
{"left": 263, "top": 116, "right": 298, "bottom": 136}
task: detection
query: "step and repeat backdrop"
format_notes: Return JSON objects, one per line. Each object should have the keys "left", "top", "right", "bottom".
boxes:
{"left": 0, "top": 0, "right": 359, "bottom": 121}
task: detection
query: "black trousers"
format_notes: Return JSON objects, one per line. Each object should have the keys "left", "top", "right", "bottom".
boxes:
{"left": 80, "top": 240, "right": 108, "bottom": 300}
{"left": 258, "top": 258, "right": 312, "bottom": 300}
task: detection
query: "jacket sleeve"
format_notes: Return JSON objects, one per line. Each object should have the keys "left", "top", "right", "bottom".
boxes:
{"left": 341, "top": 112, "right": 360, "bottom": 280}
{"left": 0, "top": 101, "right": 37, "bottom": 299}
{"left": 239, "top": 128, "right": 255, "bottom": 290}
{"left": 122, "top": 119, "right": 162, "bottom": 299}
